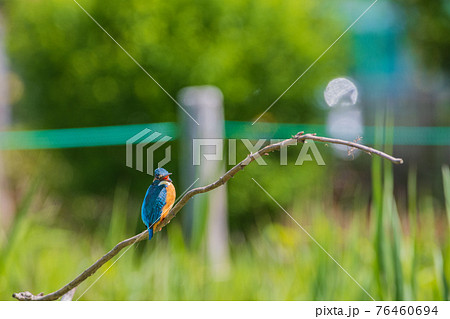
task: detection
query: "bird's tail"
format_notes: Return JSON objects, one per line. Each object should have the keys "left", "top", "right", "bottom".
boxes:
{"left": 148, "top": 227, "right": 154, "bottom": 241}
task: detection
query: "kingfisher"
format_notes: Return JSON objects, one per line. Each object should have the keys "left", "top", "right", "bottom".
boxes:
{"left": 141, "top": 168, "right": 176, "bottom": 241}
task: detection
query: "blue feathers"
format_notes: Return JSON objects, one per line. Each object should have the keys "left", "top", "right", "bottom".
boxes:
{"left": 154, "top": 167, "right": 170, "bottom": 178}
{"left": 148, "top": 228, "right": 154, "bottom": 241}
{"left": 141, "top": 179, "right": 167, "bottom": 241}
{"left": 141, "top": 167, "right": 174, "bottom": 241}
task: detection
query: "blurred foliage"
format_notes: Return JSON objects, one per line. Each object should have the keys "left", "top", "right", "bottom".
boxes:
{"left": 5, "top": 0, "right": 347, "bottom": 127}
{"left": 2, "top": 0, "right": 349, "bottom": 229}
{"left": 1, "top": 0, "right": 449, "bottom": 301}
{"left": 396, "top": 0, "right": 450, "bottom": 73}
{"left": 1, "top": 165, "right": 448, "bottom": 300}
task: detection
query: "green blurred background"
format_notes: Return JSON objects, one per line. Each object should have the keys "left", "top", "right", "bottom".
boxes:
{"left": 0, "top": 0, "right": 449, "bottom": 300}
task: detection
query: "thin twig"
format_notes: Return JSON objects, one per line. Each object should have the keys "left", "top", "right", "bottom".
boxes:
{"left": 12, "top": 132, "right": 403, "bottom": 301}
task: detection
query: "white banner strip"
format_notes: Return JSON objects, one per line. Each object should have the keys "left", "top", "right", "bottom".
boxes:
{"left": 1, "top": 301, "right": 449, "bottom": 319}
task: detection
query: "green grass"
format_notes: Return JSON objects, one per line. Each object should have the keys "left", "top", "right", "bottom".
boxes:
{"left": 1, "top": 163, "right": 449, "bottom": 301}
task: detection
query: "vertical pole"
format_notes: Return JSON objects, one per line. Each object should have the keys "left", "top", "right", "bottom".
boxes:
{"left": 178, "top": 86, "right": 230, "bottom": 279}
{"left": 0, "top": 11, "right": 14, "bottom": 229}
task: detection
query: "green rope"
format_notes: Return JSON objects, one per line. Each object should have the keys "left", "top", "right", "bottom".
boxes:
{"left": 226, "top": 122, "right": 450, "bottom": 146}
{"left": 0, "top": 121, "right": 448, "bottom": 150}
{"left": 0, "top": 123, "right": 178, "bottom": 150}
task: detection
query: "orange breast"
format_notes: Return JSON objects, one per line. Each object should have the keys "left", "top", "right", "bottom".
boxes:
{"left": 153, "top": 182, "right": 176, "bottom": 231}
{"left": 162, "top": 183, "right": 176, "bottom": 218}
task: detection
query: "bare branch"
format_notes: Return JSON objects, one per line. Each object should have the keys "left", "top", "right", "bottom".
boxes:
{"left": 13, "top": 231, "right": 147, "bottom": 301}
{"left": 12, "top": 132, "right": 403, "bottom": 301}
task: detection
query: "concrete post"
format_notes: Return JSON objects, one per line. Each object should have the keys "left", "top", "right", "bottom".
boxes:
{"left": 0, "top": 12, "right": 14, "bottom": 230}
{"left": 178, "top": 86, "right": 230, "bottom": 279}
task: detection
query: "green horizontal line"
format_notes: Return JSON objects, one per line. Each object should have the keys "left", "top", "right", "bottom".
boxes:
{"left": 0, "top": 122, "right": 178, "bottom": 150}
{"left": 229, "top": 122, "right": 450, "bottom": 146}
{"left": 0, "top": 121, "right": 449, "bottom": 150}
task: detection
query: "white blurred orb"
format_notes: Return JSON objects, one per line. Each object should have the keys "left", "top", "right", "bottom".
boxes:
{"left": 324, "top": 78, "right": 358, "bottom": 107}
